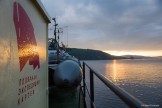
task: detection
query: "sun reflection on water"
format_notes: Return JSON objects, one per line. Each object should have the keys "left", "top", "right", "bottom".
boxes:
{"left": 112, "top": 60, "right": 117, "bottom": 82}
{"left": 105, "top": 60, "right": 127, "bottom": 83}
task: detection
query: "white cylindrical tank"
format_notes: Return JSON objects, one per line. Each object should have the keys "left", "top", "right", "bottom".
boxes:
{"left": 54, "top": 60, "right": 82, "bottom": 88}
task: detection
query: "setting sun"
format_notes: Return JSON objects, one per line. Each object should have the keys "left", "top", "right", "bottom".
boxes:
{"left": 103, "top": 50, "right": 162, "bottom": 57}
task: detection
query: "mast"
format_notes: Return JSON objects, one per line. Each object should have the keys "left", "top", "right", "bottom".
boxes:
{"left": 52, "top": 18, "right": 60, "bottom": 63}
{"left": 52, "top": 18, "right": 58, "bottom": 40}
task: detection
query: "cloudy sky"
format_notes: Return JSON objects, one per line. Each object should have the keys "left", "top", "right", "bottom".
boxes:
{"left": 41, "top": 0, "right": 162, "bottom": 56}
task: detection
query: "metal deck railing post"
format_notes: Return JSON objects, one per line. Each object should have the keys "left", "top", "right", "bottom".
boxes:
{"left": 90, "top": 69, "right": 94, "bottom": 108}
{"left": 82, "top": 62, "right": 87, "bottom": 108}
{"left": 83, "top": 62, "right": 86, "bottom": 97}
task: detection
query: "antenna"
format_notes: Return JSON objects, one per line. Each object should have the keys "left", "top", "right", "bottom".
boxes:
{"left": 52, "top": 18, "right": 58, "bottom": 40}
{"left": 62, "top": 26, "right": 69, "bottom": 47}
{"left": 67, "top": 26, "right": 68, "bottom": 47}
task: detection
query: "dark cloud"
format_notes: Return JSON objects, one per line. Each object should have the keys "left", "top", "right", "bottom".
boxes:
{"left": 41, "top": 0, "right": 162, "bottom": 52}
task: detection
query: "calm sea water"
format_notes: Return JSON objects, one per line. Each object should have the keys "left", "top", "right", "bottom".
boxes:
{"left": 84, "top": 59, "right": 162, "bottom": 108}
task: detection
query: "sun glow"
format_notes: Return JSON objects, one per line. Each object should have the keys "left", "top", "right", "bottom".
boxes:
{"left": 103, "top": 50, "right": 162, "bottom": 57}
{"left": 105, "top": 60, "right": 126, "bottom": 83}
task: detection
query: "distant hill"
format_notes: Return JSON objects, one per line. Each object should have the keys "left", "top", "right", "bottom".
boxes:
{"left": 155, "top": 56, "right": 162, "bottom": 59}
{"left": 65, "top": 48, "right": 155, "bottom": 60}
{"left": 66, "top": 48, "right": 123, "bottom": 60}
{"left": 122, "top": 55, "right": 152, "bottom": 59}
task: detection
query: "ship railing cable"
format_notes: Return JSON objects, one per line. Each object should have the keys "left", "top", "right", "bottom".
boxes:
{"left": 78, "top": 84, "right": 95, "bottom": 108}
{"left": 78, "top": 85, "right": 82, "bottom": 108}
{"left": 84, "top": 84, "right": 96, "bottom": 108}
{"left": 82, "top": 62, "right": 148, "bottom": 108}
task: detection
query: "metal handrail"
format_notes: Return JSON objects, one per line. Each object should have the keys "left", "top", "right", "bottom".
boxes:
{"left": 82, "top": 62, "right": 147, "bottom": 108}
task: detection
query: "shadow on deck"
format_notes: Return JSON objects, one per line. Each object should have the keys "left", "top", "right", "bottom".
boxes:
{"left": 49, "top": 86, "right": 83, "bottom": 108}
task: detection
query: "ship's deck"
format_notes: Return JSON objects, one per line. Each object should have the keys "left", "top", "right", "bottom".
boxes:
{"left": 49, "top": 86, "right": 83, "bottom": 108}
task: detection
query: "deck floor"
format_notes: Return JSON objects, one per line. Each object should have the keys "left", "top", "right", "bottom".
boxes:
{"left": 49, "top": 86, "right": 83, "bottom": 108}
